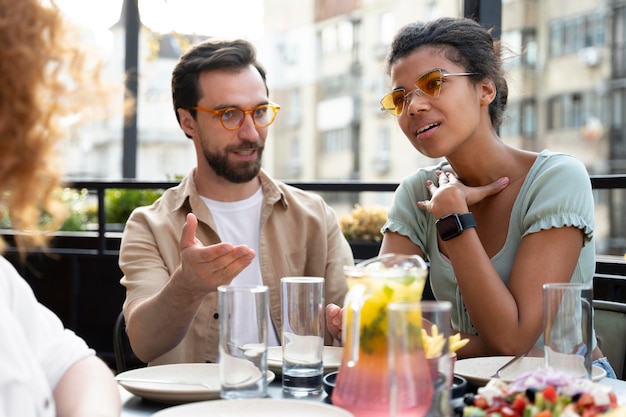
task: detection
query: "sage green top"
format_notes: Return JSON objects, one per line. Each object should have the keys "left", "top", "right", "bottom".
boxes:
{"left": 382, "top": 150, "right": 596, "bottom": 350}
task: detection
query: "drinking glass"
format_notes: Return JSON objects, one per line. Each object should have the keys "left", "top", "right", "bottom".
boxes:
{"left": 218, "top": 285, "right": 269, "bottom": 399}
{"left": 280, "top": 277, "right": 325, "bottom": 397}
{"left": 420, "top": 301, "right": 453, "bottom": 417}
{"left": 543, "top": 282, "right": 593, "bottom": 379}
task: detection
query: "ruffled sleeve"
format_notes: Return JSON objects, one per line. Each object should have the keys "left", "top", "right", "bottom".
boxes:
{"left": 519, "top": 152, "right": 594, "bottom": 246}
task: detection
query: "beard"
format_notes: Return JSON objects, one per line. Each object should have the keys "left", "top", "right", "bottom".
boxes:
{"left": 203, "top": 141, "right": 263, "bottom": 183}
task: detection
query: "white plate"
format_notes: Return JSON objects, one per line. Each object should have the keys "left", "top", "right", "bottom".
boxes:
{"left": 267, "top": 346, "right": 343, "bottom": 375}
{"left": 153, "top": 398, "right": 354, "bottom": 416}
{"left": 454, "top": 356, "right": 607, "bottom": 386}
{"left": 116, "top": 363, "right": 275, "bottom": 404}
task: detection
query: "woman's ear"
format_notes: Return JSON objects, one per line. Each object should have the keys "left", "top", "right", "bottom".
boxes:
{"left": 479, "top": 79, "right": 497, "bottom": 105}
{"left": 177, "top": 108, "right": 196, "bottom": 137}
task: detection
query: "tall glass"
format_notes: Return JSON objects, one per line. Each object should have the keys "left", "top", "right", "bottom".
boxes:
{"left": 218, "top": 285, "right": 269, "bottom": 399}
{"left": 543, "top": 283, "right": 593, "bottom": 379}
{"left": 420, "top": 301, "right": 453, "bottom": 417}
{"left": 281, "top": 276, "right": 325, "bottom": 397}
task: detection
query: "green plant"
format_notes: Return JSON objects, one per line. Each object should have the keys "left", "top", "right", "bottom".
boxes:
{"left": 105, "top": 188, "right": 163, "bottom": 224}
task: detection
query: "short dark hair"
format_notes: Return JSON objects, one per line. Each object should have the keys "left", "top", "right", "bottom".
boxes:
{"left": 171, "top": 38, "right": 268, "bottom": 137}
{"left": 385, "top": 17, "right": 508, "bottom": 129}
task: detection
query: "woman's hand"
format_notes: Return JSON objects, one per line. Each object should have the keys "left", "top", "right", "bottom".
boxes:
{"left": 325, "top": 303, "right": 343, "bottom": 346}
{"left": 417, "top": 171, "right": 509, "bottom": 216}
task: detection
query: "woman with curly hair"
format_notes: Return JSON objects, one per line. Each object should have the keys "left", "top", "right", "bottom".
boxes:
{"left": 0, "top": 0, "right": 122, "bottom": 415}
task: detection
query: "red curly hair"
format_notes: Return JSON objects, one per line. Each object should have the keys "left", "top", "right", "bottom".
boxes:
{"left": 0, "top": 0, "right": 110, "bottom": 252}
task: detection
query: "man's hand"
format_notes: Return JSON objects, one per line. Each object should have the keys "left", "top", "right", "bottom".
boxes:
{"left": 176, "top": 213, "right": 256, "bottom": 294}
{"left": 325, "top": 303, "right": 343, "bottom": 345}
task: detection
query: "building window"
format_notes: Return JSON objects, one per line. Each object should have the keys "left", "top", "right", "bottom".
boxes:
{"left": 547, "top": 91, "right": 602, "bottom": 131}
{"left": 521, "top": 100, "right": 536, "bottom": 139}
{"left": 283, "top": 135, "right": 302, "bottom": 178}
{"left": 286, "top": 89, "right": 302, "bottom": 127}
{"left": 549, "top": 20, "right": 564, "bottom": 57}
{"left": 522, "top": 30, "right": 537, "bottom": 67}
{"left": 502, "top": 30, "right": 521, "bottom": 67}
{"left": 320, "top": 20, "right": 354, "bottom": 55}
{"left": 615, "top": 6, "right": 626, "bottom": 77}
{"left": 501, "top": 99, "right": 535, "bottom": 138}
{"left": 610, "top": 89, "right": 624, "bottom": 129}
{"left": 549, "top": 11, "right": 607, "bottom": 58}
{"left": 378, "top": 128, "right": 390, "bottom": 156}
{"left": 373, "top": 127, "right": 390, "bottom": 174}
{"left": 501, "top": 101, "right": 520, "bottom": 137}
{"left": 321, "top": 128, "right": 351, "bottom": 153}
{"left": 547, "top": 96, "right": 563, "bottom": 131}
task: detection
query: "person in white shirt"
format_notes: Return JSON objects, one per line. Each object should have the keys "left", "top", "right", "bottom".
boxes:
{"left": 0, "top": 0, "right": 121, "bottom": 415}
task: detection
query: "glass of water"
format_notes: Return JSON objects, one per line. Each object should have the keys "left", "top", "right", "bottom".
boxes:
{"left": 280, "top": 277, "right": 325, "bottom": 397}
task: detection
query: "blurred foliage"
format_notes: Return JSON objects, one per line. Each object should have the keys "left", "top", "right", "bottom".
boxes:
{"left": 105, "top": 188, "right": 163, "bottom": 224}
{"left": 0, "top": 188, "right": 98, "bottom": 232}
{"left": 339, "top": 204, "right": 388, "bottom": 242}
{"left": 59, "top": 188, "right": 97, "bottom": 231}
{"left": 1, "top": 188, "right": 165, "bottom": 231}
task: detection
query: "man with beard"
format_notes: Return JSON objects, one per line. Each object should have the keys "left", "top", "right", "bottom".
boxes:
{"left": 118, "top": 39, "right": 353, "bottom": 366}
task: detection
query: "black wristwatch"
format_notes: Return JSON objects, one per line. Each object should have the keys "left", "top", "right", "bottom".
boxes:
{"left": 436, "top": 213, "right": 477, "bottom": 241}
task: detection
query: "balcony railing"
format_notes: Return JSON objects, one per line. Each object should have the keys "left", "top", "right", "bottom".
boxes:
{"left": 17, "top": 174, "right": 622, "bottom": 253}
{"left": 2, "top": 174, "right": 625, "bottom": 368}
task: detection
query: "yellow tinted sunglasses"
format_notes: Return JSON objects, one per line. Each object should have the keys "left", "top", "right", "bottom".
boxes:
{"left": 380, "top": 68, "right": 477, "bottom": 116}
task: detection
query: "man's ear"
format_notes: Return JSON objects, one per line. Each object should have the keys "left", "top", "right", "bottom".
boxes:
{"left": 177, "top": 108, "right": 196, "bottom": 137}
{"left": 479, "top": 79, "right": 497, "bottom": 105}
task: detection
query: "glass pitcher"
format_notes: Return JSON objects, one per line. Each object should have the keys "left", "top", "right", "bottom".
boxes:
{"left": 331, "top": 254, "right": 432, "bottom": 417}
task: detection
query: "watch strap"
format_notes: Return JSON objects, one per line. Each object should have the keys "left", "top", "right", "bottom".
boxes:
{"left": 436, "top": 212, "right": 476, "bottom": 241}
{"left": 457, "top": 212, "right": 477, "bottom": 230}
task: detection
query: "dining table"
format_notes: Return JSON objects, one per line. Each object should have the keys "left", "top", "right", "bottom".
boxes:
{"left": 119, "top": 373, "right": 626, "bottom": 417}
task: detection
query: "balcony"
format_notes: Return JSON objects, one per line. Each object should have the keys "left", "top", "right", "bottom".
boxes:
{"left": 2, "top": 175, "right": 625, "bottom": 369}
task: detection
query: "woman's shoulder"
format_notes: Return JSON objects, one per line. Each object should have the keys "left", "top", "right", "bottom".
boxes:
{"left": 534, "top": 150, "right": 588, "bottom": 171}
{"left": 530, "top": 150, "right": 590, "bottom": 181}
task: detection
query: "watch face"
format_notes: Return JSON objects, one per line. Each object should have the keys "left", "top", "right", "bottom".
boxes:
{"left": 436, "top": 214, "right": 462, "bottom": 241}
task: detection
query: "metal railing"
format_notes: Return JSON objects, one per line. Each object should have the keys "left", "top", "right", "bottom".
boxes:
{"left": 60, "top": 174, "right": 626, "bottom": 256}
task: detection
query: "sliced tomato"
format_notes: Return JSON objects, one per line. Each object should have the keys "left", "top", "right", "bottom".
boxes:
{"left": 535, "top": 410, "right": 552, "bottom": 417}
{"left": 511, "top": 395, "right": 528, "bottom": 415}
{"left": 542, "top": 386, "right": 558, "bottom": 403}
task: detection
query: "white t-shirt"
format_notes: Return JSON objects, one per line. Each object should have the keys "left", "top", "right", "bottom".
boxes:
{"left": 201, "top": 187, "right": 280, "bottom": 346}
{"left": 0, "top": 256, "right": 94, "bottom": 417}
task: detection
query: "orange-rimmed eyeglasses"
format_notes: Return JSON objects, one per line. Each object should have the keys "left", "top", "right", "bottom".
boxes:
{"left": 192, "top": 103, "right": 281, "bottom": 130}
{"left": 380, "top": 68, "right": 478, "bottom": 116}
